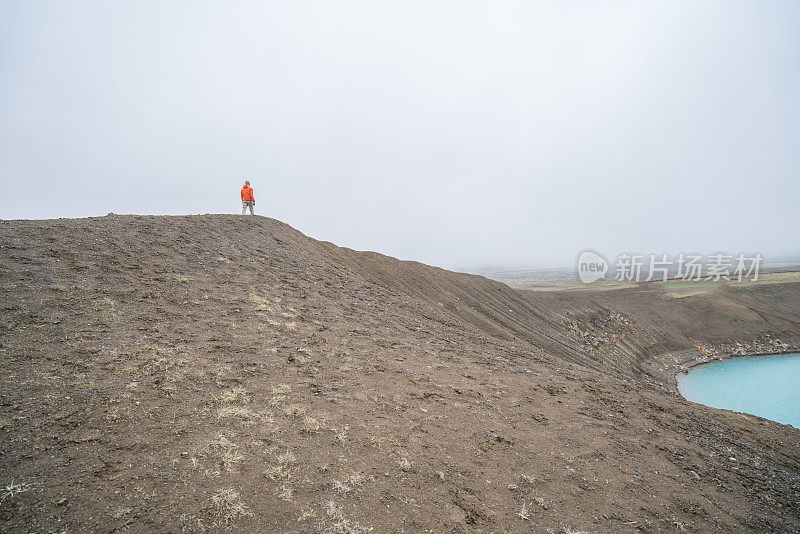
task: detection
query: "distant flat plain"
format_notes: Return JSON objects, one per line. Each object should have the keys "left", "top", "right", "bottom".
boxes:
{"left": 474, "top": 264, "right": 800, "bottom": 296}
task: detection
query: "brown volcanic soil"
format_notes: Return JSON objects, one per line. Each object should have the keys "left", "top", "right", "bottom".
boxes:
{"left": 1, "top": 214, "right": 799, "bottom": 533}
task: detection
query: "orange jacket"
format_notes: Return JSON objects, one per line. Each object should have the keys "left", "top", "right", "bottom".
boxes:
{"left": 241, "top": 185, "right": 255, "bottom": 202}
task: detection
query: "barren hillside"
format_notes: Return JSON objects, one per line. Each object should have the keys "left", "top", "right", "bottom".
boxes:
{"left": 1, "top": 215, "right": 799, "bottom": 532}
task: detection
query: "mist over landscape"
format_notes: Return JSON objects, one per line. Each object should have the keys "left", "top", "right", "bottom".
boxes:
{"left": 2, "top": 3, "right": 800, "bottom": 533}
{"left": 2, "top": 1, "right": 799, "bottom": 269}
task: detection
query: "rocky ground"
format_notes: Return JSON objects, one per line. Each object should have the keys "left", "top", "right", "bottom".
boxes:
{"left": 1, "top": 214, "right": 799, "bottom": 533}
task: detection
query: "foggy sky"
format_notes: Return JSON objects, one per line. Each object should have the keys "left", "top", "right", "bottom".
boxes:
{"left": 1, "top": 1, "right": 799, "bottom": 270}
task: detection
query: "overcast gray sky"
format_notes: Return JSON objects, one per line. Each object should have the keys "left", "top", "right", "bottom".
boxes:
{"left": 1, "top": 1, "right": 798, "bottom": 269}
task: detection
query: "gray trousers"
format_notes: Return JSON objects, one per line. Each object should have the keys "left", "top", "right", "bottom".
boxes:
{"left": 241, "top": 201, "right": 254, "bottom": 215}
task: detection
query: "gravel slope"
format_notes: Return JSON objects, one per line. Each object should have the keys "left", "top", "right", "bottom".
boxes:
{"left": 1, "top": 214, "right": 798, "bottom": 533}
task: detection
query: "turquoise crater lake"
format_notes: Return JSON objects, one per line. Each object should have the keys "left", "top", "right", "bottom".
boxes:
{"left": 677, "top": 353, "right": 800, "bottom": 428}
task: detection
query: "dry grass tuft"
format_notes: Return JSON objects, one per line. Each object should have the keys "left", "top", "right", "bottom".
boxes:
{"left": 266, "top": 448, "right": 297, "bottom": 482}
{"left": 217, "top": 387, "right": 247, "bottom": 404}
{"left": 250, "top": 296, "right": 272, "bottom": 311}
{"left": 347, "top": 472, "right": 366, "bottom": 487}
{"left": 332, "top": 472, "right": 366, "bottom": 494}
{"left": 270, "top": 384, "right": 291, "bottom": 406}
{"left": 269, "top": 395, "right": 286, "bottom": 406}
{"left": 323, "top": 500, "right": 370, "bottom": 533}
{"left": 277, "top": 486, "right": 293, "bottom": 501}
{"left": 332, "top": 480, "right": 351, "bottom": 494}
{"left": 204, "top": 468, "right": 222, "bottom": 479}
{"left": 112, "top": 505, "right": 132, "bottom": 519}
{"left": 301, "top": 416, "right": 320, "bottom": 433}
{"left": 201, "top": 434, "right": 243, "bottom": 472}
{"left": 284, "top": 404, "right": 306, "bottom": 418}
{"left": 209, "top": 489, "right": 252, "bottom": 524}
{"left": 207, "top": 434, "right": 235, "bottom": 451}
{"left": 218, "top": 406, "right": 252, "bottom": 419}
{"left": 325, "top": 499, "right": 345, "bottom": 520}
{"left": 221, "top": 450, "right": 244, "bottom": 472}
{"left": 265, "top": 464, "right": 288, "bottom": 482}
{"left": 272, "top": 384, "right": 291, "bottom": 395}
{"left": 1, "top": 480, "right": 33, "bottom": 502}
{"left": 298, "top": 508, "right": 318, "bottom": 521}
{"left": 278, "top": 449, "right": 296, "bottom": 466}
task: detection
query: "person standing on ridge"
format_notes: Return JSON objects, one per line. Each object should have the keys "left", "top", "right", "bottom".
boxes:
{"left": 241, "top": 180, "right": 255, "bottom": 215}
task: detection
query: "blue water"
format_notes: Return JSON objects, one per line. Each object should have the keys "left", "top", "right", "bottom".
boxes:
{"left": 677, "top": 353, "right": 800, "bottom": 428}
